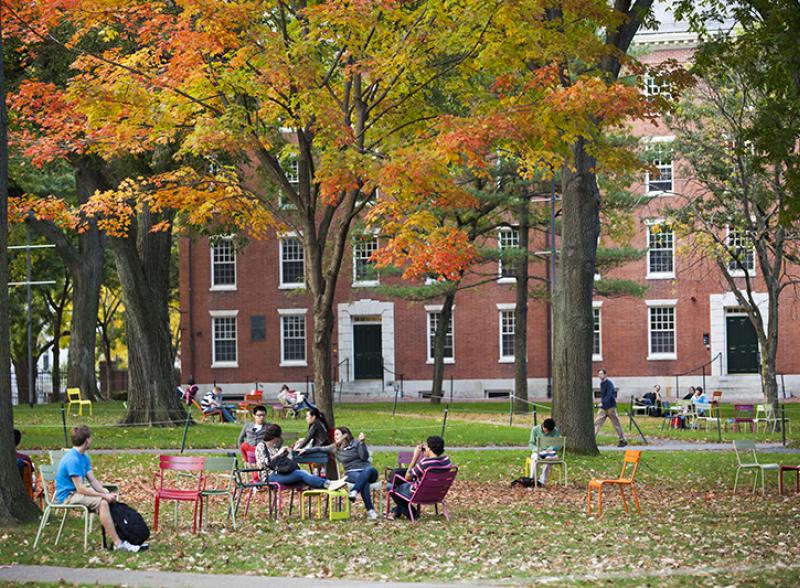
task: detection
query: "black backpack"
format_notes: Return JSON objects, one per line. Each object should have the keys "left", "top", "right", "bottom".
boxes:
{"left": 109, "top": 502, "right": 150, "bottom": 546}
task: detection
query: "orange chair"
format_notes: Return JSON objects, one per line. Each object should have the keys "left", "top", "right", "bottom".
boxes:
{"left": 192, "top": 399, "right": 221, "bottom": 423}
{"left": 153, "top": 456, "right": 205, "bottom": 533}
{"left": 237, "top": 390, "right": 264, "bottom": 412}
{"left": 587, "top": 450, "right": 642, "bottom": 516}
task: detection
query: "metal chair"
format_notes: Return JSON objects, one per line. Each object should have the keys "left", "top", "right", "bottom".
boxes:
{"left": 733, "top": 440, "right": 780, "bottom": 494}
{"left": 66, "top": 388, "right": 92, "bottom": 417}
{"left": 385, "top": 467, "right": 458, "bottom": 522}
{"left": 529, "top": 436, "right": 568, "bottom": 485}
{"left": 587, "top": 450, "right": 642, "bottom": 516}
{"left": 153, "top": 455, "right": 205, "bottom": 533}
{"left": 34, "top": 464, "right": 94, "bottom": 551}
{"left": 200, "top": 456, "right": 237, "bottom": 530}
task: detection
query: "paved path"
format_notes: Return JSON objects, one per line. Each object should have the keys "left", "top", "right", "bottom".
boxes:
{"left": 0, "top": 565, "right": 499, "bottom": 588}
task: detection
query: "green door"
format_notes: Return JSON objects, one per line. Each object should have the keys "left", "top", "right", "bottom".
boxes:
{"left": 726, "top": 316, "right": 759, "bottom": 374}
{"left": 354, "top": 324, "right": 383, "bottom": 380}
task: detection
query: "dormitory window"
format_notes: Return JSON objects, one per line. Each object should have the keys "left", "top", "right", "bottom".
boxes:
{"left": 593, "top": 307, "right": 601, "bottom": 359}
{"left": 211, "top": 238, "right": 236, "bottom": 289}
{"left": 499, "top": 309, "right": 515, "bottom": 361}
{"left": 280, "top": 237, "right": 305, "bottom": 287}
{"left": 727, "top": 227, "right": 755, "bottom": 275}
{"left": 648, "top": 305, "right": 676, "bottom": 359}
{"left": 426, "top": 309, "right": 454, "bottom": 363}
{"left": 645, "top": 141, "right": 673, "bottom": 193}
{"left": 646, "top": 222, "right": 674, "bottom": 278}
{"left": 642, "top": 74, "right": 672, "bottom": 99}
{"left": 279, "top": 156, "right": 299, "bottom": 208}
{"left": 280, "top": 313, "right": 307, "bottom": 364}
{"left": 498, "top": 227, "right": 519, "bottom": 280}
{"left": 353, "top": 236, "right": 379, "bottom": 285}
{"left": 211, "top": 314, "right": 237, "bottom": 366}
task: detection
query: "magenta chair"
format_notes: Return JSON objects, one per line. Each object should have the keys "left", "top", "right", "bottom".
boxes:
{"left": 385, "top": 467, "right": 458, "bottom": 522}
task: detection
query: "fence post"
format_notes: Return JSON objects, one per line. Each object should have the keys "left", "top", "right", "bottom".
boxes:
{"left": 60, "top": 402, "right": 68, "bottom": 447}
{"left": 441, "top": 404, "right": 449, "bottom": 438}
{"left": 716, "top": 405, "right": 722, "bottom": 443}
{"left": 533, "top": 403, "right": 537, "bottom": 427}
{"left": 449, "top": 376, "right": 453, "bottom": 402}
{"left": 180, "top": 404, "right": 192, "bottom": 454}
{"left": 508, "top": 395, "right": 513, "bottom": 426}
{"left": 400, "top": 374, "right": 404, "bottom": 398}
{"left": 392, "top": 382, "right": 400, "bottom": 417}
{"left": 781, "top": 403, "right": 787, "bottom": 447}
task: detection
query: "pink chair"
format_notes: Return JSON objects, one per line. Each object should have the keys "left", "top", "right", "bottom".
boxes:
{"left": 732, "top": 404, "right": 756, "bottom": 433}
{"left": 239, "top": 448, "right": 301, "bottom": 519}
{"left": 153, "top": 456, "right": 205, "bottom": 533}
{"left": 385, "top": 467, "right": 458, "bottom": 522}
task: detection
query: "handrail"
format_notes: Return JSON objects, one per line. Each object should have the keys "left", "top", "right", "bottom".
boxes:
{"left": 674, "top": 353, "right": 722, "bottom": 378}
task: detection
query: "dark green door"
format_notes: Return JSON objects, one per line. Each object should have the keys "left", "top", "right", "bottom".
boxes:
{"left": 726, "top": 316, "right": 759, "bottom": 374}
{"left": 354, "top": 324, "right": 382, "bottom": 379}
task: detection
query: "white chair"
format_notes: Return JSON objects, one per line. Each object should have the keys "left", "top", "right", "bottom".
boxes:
{"left": 733, "top": 440, "right": 780, "bottom": 495}
{"left": 34, "top": 464, "right": 95, "bottom": 551}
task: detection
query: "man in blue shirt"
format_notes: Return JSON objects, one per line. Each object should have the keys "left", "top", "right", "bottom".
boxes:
{"left": 55, "top": 425, "right": 142, "bottom": 552}
{"left": 593, "top": 368, "right": 628, "bottom": 447}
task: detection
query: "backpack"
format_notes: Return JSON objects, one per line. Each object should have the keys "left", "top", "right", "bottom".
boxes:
{"left": 109, "top": 502, "right": 150, "bottom": 546}
{"left": 268, "top": 454, "right": 299, "bottom": 475}
{"left": 510, "top": 476, "right": 537, "bottom": 488}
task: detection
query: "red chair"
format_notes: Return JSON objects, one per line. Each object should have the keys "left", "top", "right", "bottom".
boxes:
{"left": 153, "top": 456, "right": 205, "bottom": 533}
{"left": 385, "top": 467, "right": 458, "bottom": 522}
{"left": 732, "top": 404, "right": 755, "bottom": 433}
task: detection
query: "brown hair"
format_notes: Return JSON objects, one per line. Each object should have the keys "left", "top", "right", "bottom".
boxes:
{"left": 71, "top": 425, "right": 92, "bottom": 447}
{"left": 263, "top": 423, "right": 282, "bottom": 442}
{"left": 335, "top": 426, "right": 354, "bottom": 450}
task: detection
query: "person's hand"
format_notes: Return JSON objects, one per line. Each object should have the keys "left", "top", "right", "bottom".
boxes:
{"left": 358, "top": 432, "right": 366, "bottom": 442}
{"left": 294, "top": 447, "right": 305, "bottom": 455}
{"left": 105, "top": 492, "right": 117, "bottom": 503}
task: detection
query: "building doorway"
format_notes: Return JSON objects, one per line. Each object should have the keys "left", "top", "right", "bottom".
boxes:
{"left": 353, "top": 322, "right": 383, "bottom": 380}
{"left": 726, "top": 314, "right": 759, "bottom": 374}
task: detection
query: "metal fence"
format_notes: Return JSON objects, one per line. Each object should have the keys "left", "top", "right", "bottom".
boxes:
{"left": 10, "top": 369, "right": 54, "bottom": 405}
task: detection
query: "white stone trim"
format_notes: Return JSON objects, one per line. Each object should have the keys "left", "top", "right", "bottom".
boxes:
{"left": 277, "top": 308, "right": 308, "bottom": 315}
{"left": 337, "top": 300, "right": 395, "bottom": 381}
{"left": 209, "top": 310, "right": 238, "bottom": 368}
{"left": 425, "top": 306, "right": 455, "bottom": 364}
{"left": 709, "top": 291, "right": 768, "bottom": 376}
{"left": 279, "top": 310, "right": 308, "bottom": 367}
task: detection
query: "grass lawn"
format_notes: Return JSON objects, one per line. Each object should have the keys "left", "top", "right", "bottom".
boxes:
{"left": 2, "top": 450, "right": 799, "bottom": 586}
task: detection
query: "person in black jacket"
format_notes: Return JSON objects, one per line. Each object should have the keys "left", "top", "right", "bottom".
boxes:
{"left": 593, "top": 368, "right": 627, "bottom": 447}
{"left": 293, "top": 408, "right": 330, "bottom": 451}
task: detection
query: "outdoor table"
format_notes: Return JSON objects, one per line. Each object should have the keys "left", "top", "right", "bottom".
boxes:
{"left": 779, "top": 465, "right": 800, "bottom": 495}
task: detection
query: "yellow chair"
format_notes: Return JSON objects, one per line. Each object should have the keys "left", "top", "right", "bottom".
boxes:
{"left": 301, "top": 489, "right": 350, "bottom": 521}
{"left": 66, "top": 388, "right": 92, "bottom": 416}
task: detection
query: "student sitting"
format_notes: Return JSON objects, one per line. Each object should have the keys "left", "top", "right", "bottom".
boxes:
{"left": 636, "top": 385, "right": 663, "bottom": 417}
{"left": 388, "top": 435, "right": 451, "bottom": 520}
{"left": 312, "top": 427, "right": 380, "bottom": 520}
{"left": 277, "top": 385, "right": 316, "bottom": 413}
{"left": 691, "top": 386, "right": 708, "bottom": 416}
{"left": 237, "top": 405, "right": 269, "bottom": 462}
{"left": 528, "top": 418, "right": 561, "bottom": 487}
{"left": 200, "top": 385, "right": 235, "bottom": 422}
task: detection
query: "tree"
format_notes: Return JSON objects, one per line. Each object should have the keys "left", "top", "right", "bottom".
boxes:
{"left": 668, "top": 66, "right": 800, "bottom": 409}
{"left": 0, "top": 0, "right": 39, "bottom": 524}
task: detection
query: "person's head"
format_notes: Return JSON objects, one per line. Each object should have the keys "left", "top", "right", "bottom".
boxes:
{"left": 212, "top": 385, "right": 222, "bottom": 393}
{"left": 307, "top": 407, "right": 328, "bottom": 428}
{"left": 653, "top": 384, "right": 661, "bottom": 393}
{"left": 598, "top": 368, "right": 607, "bottom": 380}
{"left": 425, "top": 435, "right": 445, "bottom": 456}
{"left": 334, "top": 426, "right": 354, "bottom": 448}
{"left": 689, "top": 386, "right": 695, "bottom": 395}
{"left": 187, "top": 377, "right": 195, "bottom": 386}
{"left": 71, "top": 425, "right": 92, "bottom": 449}
{"left": 695, "top": 386, "right": 703, "bottom": 396}
{"left": 252, "top": 405, "right": 267, "bottom": 422}
{"left": 14, "top": 428, "right": 22, "bottom": 447}
{"left": 280, "top": 384, "right": 289, "bottom": 392}
{"left": 263, "top": 423, "right": 282, "bottom": 443}
{"left": 542, "top": 418, "right": 556, "bottom": 434}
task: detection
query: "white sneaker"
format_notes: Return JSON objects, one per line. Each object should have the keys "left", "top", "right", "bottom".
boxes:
{"left": 328, "top": 479, "right": 348, "bottom": 491}
{"left": 367, "top": 509, "right": 379, "bottom": 520}
{"left": 114, "top": 540, "right": 140, "bottom": 553}
{"left": 349, "top": 490, "right": 358, "bottom": 502}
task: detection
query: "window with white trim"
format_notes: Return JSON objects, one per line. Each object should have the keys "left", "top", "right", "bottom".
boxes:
{"left": 642, "top": 74, "right": 672, "bottom": 99}
{"left": 279, "top": 156, "right": 299, "bottom": 208}
{"left": 726, "top": 227, "right": 755, "bottom": 275}
{"left": 498, "top": 227, "right": 519, "bottom": 280}
{"left": 280, "top": 313, "right": 306, "bottom": 364}
{"left": 211, "top": 313, "right": 237, "bottom": 366}
{"left": 211, "top": 238, "right": 236, "bottom": 289}
{"left": 648, "top": 306, "right": 676, "bottom": 358}
{"left": 353, "top": 236, "right": 379, "bottom": 285}
{"left": 279, "top": 237, "right": 305, "bottom": 287}
{"left": 645, "top": 141, "right": 673, "bottom": 193}
{"left": 646, "top": 222, "right": 674, "bottom": 278}
{"left": 499, "top": 309, "right": 515, "bottom": 361}
{"left": 593, "top": 307, "right": 602, "bottom": 359}
{"left": 426, "top": 309, "right": 454, "bottom": 363}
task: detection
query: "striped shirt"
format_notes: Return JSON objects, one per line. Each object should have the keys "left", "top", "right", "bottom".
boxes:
{"left": 409, "top": 455, "right": 452, "bottom": 491}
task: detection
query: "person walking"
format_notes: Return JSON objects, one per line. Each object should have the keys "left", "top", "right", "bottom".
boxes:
{"left": 594, "top": 368, "right": 627, "bottom": 447}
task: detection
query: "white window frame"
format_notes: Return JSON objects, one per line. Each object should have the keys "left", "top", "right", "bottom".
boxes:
{"left": 279, "top": 234, "right": 306, "bottom": 289}
{"left": 497, "top": 227, "right": 519, "bottom": 283}
{"left": 645, "top": 220, "right": 675, "bottom": 279}
{"left": 278, "top": 308, "right": 308, "bottom": 367}
{"left": 644, "top": 137, "right": 674, "bottom": 195}
{"left": 642, "top": 74, "right": 672, "bottom": 99}
{"left": 279, "top": 156, "right": 299, "bottom": 209}
{"left": 425, "top": 304, "right": 455, "bottom": 364}
{"left": 352, "top": 235, "right": 380, "bottom": 287}
{"left": 592, "top": 301, "right": 603, "bottom": 362}
{"left": 646, "top": 300, "right": 677, "bottom": 360}
{"left": 209, "top": 236, "right": 237, "bottom": 291}
{"left": 497, "top": 303, "right": 516, "bottom": 363}
{"left": 210, "top": 310, "right": 239, "bottom": 368}
{"left": 726, "top": 226, "right": 756, "bottom": 277}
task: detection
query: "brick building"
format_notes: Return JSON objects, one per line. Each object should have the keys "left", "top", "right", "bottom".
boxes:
{"left": 178, "top": 11, "right": 800, "bottom": 402}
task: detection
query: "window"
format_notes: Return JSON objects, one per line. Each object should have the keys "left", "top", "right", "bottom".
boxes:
{"left": 210, "top": 238, "right": 236, "bottom": 290}
{"left": 279, "top": 310, "right": 307, "bottom": 365}
{"left": 647, "top": 303, "right": 676, "bottom": 360}
{"left": 727, "top": 227, "right": 755, "bottom": 275}
{"left": 498, "top": 227, "right": 519, "bottom": 281}
{"left": 646, "top": 222, "right": 674, "bottom": 278}
{"left": 426, "top": 307, "right": 454, "bottom": 363}
{"left": 250, "top": 315, "right": 266, "bottom": 342}
{"left": 279, "top": 236, "right": 305, "bottom": 288}
{"left": 353, "top": 236, "right": 379, "bottom": 285}
{"left": 279, "top": 156, "right": 299, "bottom": 208}
{"left": 642, "top": 74, "right": 672, "bottom": 99}
{"left": 593, "top": 306, "right": 602, "bottom": 361}
{"left": 498, "top": 307, "right": 515, "bottom": 362}
{"left": 645, "top": 140, "right": 673, "bottom": 193}
{"left": 211, "top": 311, "right": 238, "bottom": 367}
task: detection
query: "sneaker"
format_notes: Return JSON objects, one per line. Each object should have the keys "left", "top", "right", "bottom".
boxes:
{"left": 114, "top": 540, "right": 140, "bottom": 553}
{"left": 367, "top": 509, "right": 379, "bottom": 520}
{"left": 618, "top": 439, "right": 628, "bottom": 447}
{"left": 348, "top": 490, "right": 358, "bottom": 503}
{"left": 327, "top": 479, "right": 348, "bottom": 491}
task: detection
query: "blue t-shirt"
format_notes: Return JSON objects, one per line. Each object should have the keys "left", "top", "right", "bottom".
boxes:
{"left": 55, "top": 448, "right": 92, "bottom": 503}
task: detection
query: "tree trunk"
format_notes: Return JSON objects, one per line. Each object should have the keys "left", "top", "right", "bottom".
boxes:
{"left": 0, "top": 9, "right": 40, "bottom": 522}
{"left": 552, "top": 139, "right": 600, "bottom": 455}
{"left": 514, "top": 196, "right": 530, "bottom": 412}
{"left": 430, "top": 290, "right": 456, "bottom": 405}
{"left": 112, "top": 208, "right": 185, "bottom": 425}
{"left": 312, "top": 299, "right": 335, "bottom": 428}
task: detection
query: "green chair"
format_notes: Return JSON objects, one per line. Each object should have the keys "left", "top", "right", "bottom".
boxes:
{"left": 733, "top": 440, "right": 780, "bottom": 494}
{"left": 199, "top": 456, "right": 238, "bottom": 530}
{"left": 50, "top": 450, "right": 119, "bottom": 494}
{"left": 34, "top": 464, "right": 95, "bottom": 551}
{"left": 532, "top": 436, "right": 568, "bottom": 486}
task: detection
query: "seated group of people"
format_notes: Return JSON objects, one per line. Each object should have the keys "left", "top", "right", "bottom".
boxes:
{"left": 180, "top": 381, "right": 314, "bottom": 423}
{"left": 633, "top": 385, "right": 710, "bottom": 419}
{"left": 237, "top": 405, "right": 451, "bottom": 520}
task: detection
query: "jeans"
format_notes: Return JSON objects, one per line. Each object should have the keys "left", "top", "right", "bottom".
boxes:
{"left": 391, "top": 481, "right": 417, "bottom": 519}
{"left": 345, "top": 467, "right": 378, "bottom": 511}
{"left": 268, "top": 470, "right": 327, "bottom": 488}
